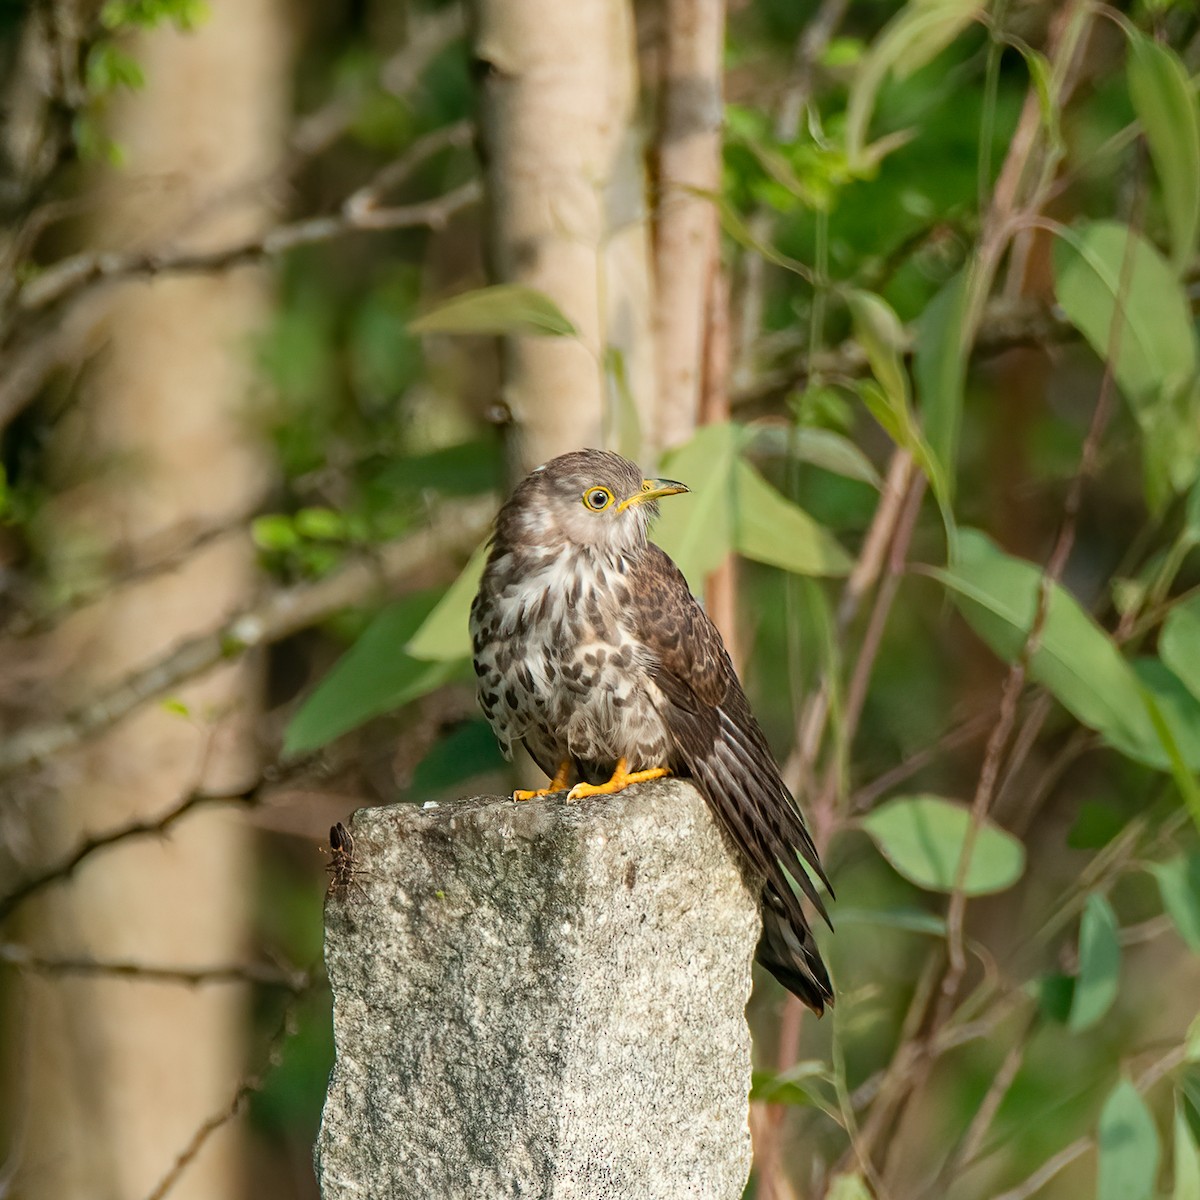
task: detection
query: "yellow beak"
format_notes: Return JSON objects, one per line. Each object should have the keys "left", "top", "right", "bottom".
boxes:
{"left": 618, "top": 477, "right": 690, "bottom": 511}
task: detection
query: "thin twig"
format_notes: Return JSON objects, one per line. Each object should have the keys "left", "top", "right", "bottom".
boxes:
{"left": 785, "top": 449, "right": 915, "bottom": 797}
{"left": 289, "top": 6, "right": 465, "bottom": 160}
{"left": 16, "top": 179, "right": 480, "bottom": 313}
{"left": 732, "top": 302, "right": 1074, "bottom": 413}
{"left": 0, "top": 177, "right": 482, "bottom": 435}
{"left": 813, "top": 471, "right": 926, "bottom": 831}
{"left": 988, "top": 1047, "right": 1188, "bottom": 1200}
{"left": 342, "top": 121, "right": 473, "bottom": 226}
{"left": 141, "top": 984, "right": 312, "bottom": 1200}
{"left": 848, "top": 708, "right": 995, "bottom": 815}
{"left": 937, "top": 1010, "right": 1034, "bottom": 1187}
{"left": 0, "top": 788, "right": 230, "bottom": 921}
{"left": 3, "top": 508, "right": 266, "bottom": 638}
{"left": 0, "top": 944, "right": 311, "bottom": 991}
{"left": 941, "top": 94, "right": 1136, "bottom": 1008}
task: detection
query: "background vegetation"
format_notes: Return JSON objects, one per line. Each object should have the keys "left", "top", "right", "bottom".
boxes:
{"left": 2, "top": 1, "right": 1200, "bottom": 1198}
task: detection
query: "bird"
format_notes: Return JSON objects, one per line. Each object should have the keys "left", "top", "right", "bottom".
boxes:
{"left": 469, "top": 448, "right": 833, "bottom": 1012}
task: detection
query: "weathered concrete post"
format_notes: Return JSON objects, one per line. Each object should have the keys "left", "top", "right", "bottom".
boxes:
{"left": 315, "top": 778, "right": 761, "bottom": 1199}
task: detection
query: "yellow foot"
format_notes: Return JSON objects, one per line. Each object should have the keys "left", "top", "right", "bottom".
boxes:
{"left": 513, "top": 759, "right": 573, "bottom": 802}
{"left": 566, "top": 757, "right": 671, "bottom": 802}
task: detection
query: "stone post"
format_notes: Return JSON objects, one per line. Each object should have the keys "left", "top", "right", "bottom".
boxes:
{"left": 315, "top": 778, "right": 761, "bottom": 1199}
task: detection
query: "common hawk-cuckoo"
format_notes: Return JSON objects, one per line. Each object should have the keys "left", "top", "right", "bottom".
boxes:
{"left": 470, "top": 448, "right": 833, "bottom": 1011}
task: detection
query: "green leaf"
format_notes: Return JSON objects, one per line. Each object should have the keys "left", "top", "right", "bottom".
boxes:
{"left": 914, "top": 269, "right": 971, "bottom": 498}
{"left": 1127, "top": 31, "right": 1200, "bottom": 272}
{"left": 731, "top": 458, "right": 852, "bottom": 577}
{"left": 1054, "top": 221, "right": 1196, "bottom": 406}
{"left": 1132, "top": 658, "right": 1200, "bottom": 777}
{"left": 701, "top": 187, "right": 813, "bottom": 278}
{"left": 845, "top": 0, "right": 984, "bottom": 166}
{"left": 1188, "top": 1014, "right": 1200, "bottom": 1063}
{"left": 750, "top": 1061, "right": 831, "bottom": 1107}
{"left": 252, "top": 514, "right": 298, "bottom": 551}
{"left": 1037, "top": 972, "right": 1076, "bottom": 1024}
{"left": 1184, "top": 1071, "right": 1200, "bottom": 1143}
{"left": 654, "top": 424, "right": 853, "bottom": 584}
{"left": 822, "top": 38, "right": 865, "bottom": 69}
{"left": 848, "top": 290, "right": 953, "bottom": 530}
{"left": 1009, "top": 39, "right": 1061, "bottom": 150}
{"left": 1162, "top": 596, "right": 1200, "bottom": 704}
{"left": 935, "top": 561, "right": 1200, "bottom": 795}
{"left": 1187, "top": 479, "right": 1200, "bottom": 546}
{"left": 860, "top": 794, "right": 1025, "bottom": 895}
{"left": 1068, "top": 801, "right": 1126, "bottom": 850}
{"left": 653, "top": 423, "right": 739, "bottom": 587}
{"left": 744, "top": 425, "right": 881, "bottom": 487}
{"left": 847, "top": 289, "right": 909, "bottom": 409}
{"left": 294, "top": 507, "right": 346, "bottom": 541}
{"left": 1177, "top": 1097, "right": 1200, "bottom": 1200}
{"left": 826, "top": 1173, "right": 873, "bottom": 1200}
{"left": 1054, "top": 221, "right": 1199, "bottom": 508}
{"left": 933, "top": 530, "right": 1167, "bottom": 766}
{"left": 284, "top": 591, "right": 464, "bottom": 756}
{"left": 406, "top": 539, "right": 490, "bottom": 662}
{"left": 1143, "top": 379, "right": 1200, "bottom": 514}
{"left": 86, "top": 43, "right": 145, "bottom": 94}
{"left": 1069, "top": 894, "right": 1121, "bottom": 1033}
{"left": 408, "top": 285, "right": 577, "bottom": 337}
{"left": 374, "top": 439, "right": 505, "bottom": 497}
{"left": 409, "top": 720, "right": 507, "bottom": 796}
{"left": 1151, "top": 854, "right": 1200, "bottom": 952}
{"left": 1097, "top": 1078, "right": 1160, "bottom": 1200}
{"left": 1137, "top": 666, "right": 1200, "bottom": 835}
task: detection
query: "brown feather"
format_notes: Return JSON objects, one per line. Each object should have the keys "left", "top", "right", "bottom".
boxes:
{"left": 632, "top": 544, "right": 834, "bottom": 1012}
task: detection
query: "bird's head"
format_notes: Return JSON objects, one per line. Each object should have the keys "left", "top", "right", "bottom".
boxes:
{"left": 501, "top": 448, "right": 689, "bottom": 553}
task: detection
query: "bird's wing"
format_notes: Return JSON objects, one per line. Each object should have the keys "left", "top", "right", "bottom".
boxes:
{"left": 632, "top": 543, "right": 834, "bottom": 1011}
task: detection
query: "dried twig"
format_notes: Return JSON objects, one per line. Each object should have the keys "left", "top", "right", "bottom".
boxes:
{"left": 813, "top": 471, "right": 926, "bottom": 830}
{"left": 942, "top": 127, "right": 1136, "bottom": 1011}
{"left": 848, "top": 708, "right": 995, "bottom": 815}
{"left": 341, "top": 121, "right": 473, "bottom": 227}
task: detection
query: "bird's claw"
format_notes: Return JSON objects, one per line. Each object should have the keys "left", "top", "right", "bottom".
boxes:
{"left": 513, "top": 760, "right": 574, "bottom": 802}
{"left": 566, "top": 761, "right": 670, "bottom": 802}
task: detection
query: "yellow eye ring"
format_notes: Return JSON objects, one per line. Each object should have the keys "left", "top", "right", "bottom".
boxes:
{"left": 582, "top": 487, "right": 613, "bottom": 511}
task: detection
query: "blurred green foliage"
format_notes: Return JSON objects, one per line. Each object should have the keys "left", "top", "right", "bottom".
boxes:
{"left": 267, "top": 4, "right": 1200, "bottom": 1193}
{"left": 8, "top": 0, "right": 1200, "bottom": 1197}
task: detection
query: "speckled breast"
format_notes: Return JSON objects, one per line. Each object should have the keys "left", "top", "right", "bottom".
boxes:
{"left": 470, "top": 544, "right": 673, "bottom": 779}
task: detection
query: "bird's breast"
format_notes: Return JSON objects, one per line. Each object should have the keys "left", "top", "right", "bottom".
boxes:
{"left": 470, "top": 547, "right": 672, "bottom": 772}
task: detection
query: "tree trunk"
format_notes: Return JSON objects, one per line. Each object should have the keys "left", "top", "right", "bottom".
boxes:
{"left": 10, "top": 5, "right": 289, "bottom": 1197}
{"left": 470, "top": 0, "right": 658, "bottom": 472}
{"left": 652, "top": 0, "right": 725, "bottom": 451}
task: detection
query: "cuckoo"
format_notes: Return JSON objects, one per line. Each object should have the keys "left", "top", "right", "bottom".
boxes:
{"left": 470, "top": 448, "right": 833, "bottom": 1011}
